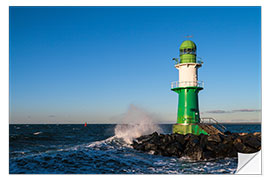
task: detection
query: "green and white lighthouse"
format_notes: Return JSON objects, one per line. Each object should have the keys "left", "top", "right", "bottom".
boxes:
{"left": 171, "top": 40, "right": 208, "bottom": 135}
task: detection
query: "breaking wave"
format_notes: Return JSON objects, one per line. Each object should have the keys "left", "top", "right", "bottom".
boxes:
{"left": 114, "top": 105, "right": 162, "bottom": 144}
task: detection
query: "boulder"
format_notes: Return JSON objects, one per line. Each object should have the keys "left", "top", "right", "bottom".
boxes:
{"left": 134, "top": 143, "right": 145, "bottom": 151}
{"left": 242, "top": 136, "right": 261, "bottom": 150}
{"left": 253, "top": 132, "right": 261, "bottom": 136}
{"left": 222, "top": 135, "right": 234, "bottom": 144}
{"left": 140, "top": 132, "right": 159, "bottom": 143}
{"left": 144, "top": 143, "right": 157, "bottom": 151}
{"left": 234, "top": 142, "right": 258, "bottom": 153}
{"left": 184, "top": 145, "right": 203, "bottom": 160}
{"left": 207, "top": 134, "right": 222, "bottom": 143}
{"left": 165, "top": 143, "right": 180, "bottom": 157}
{"left": 216, "top": 143, "right": 235, "bottom": 158}
{"left": 254, "top": 133, "right": 261, "bottom": 142}
{"left": 239, "top": 133, "right": 248, "bottom": 136}
{"left": 227, "top": 148, "right": 238, "bottom": 157}
{"left": 205, "top": 142, "right": 219, "bottom": 152}
{"left": 231, "top": 133, "right": 241, "bottom": 140}
{"left": 199, "top": 134, "right": 208, "bottom": 149}
{"left": 202, "top": 150, "right": 216, "bottom": 160}
{"left": 253, "top": 132, "right": 261, "bottom": 139}
{"left": 159, "top": 134, "right": 173, "bottom": 145}
{"left": 174, "top": 134, "right": 186, "bottom": 145}
{"left": 233, "top": 137, "right": 242, "bottom": 144}
{"left": 184, "top": 136, "right": 202, "bottom": 160}
{"left": 154, "top": 150, "right": 163, "bottom": 156}
{"left": 224, "top": 131, "right": 232, "bottom": 135}
{"left": 184, "top": 133, "right": 197, "bottom": 141}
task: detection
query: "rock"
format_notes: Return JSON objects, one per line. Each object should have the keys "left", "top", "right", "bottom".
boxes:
{"left": 144, "top": 143, "right": 157, "bottom": 151}
{"left": 174, "top": 134, "right": 186, "bottom": 145}
{"left": 154, "top": 150, "right": 163, "bottom": 156}
{"left": 184, "top": 133, "right": 197, "bottom": 141}
{"left": 239, "top": 133, "right": 248, "bottom": 136}
{"left": 165, "top": 143, "right": 180, "bottom": 157}
{"left": 131, "top": 131, "right": 261, "bottom": 160}
{"left": 234, "top": 142, "right": 258, "bottom": 153}
{"left": 160, "top": 136, "right": 169, "bottom": 145}
{"left": 184, "top": 145, "right": 203, "bottom": 160}
{"left": 134, "top": 143, "right": 145, "bottom": 151}
{"left": 224, "top": 131, "right": 232, "bottom": 135}
{"left": 184, "top": 134, "right": 199, "bottom": 147}
{"left": 233, "top": 138, "right": 242, "bottom": 144}
{"left": 253, "top": 132, "right": 261, "bottom": 136}
{"left": 166, "top": 135, "right": 173, "bottom": 143}
{"left": 217, "top": 133, "right": 225, "bottom": 140}
{"left": 189, "top": 137, "right": 200, "bottom": 147}
{"left": 227, "top": 148, "right": 238, "bottom": 157}
{"left": 207, "top": 134, "right": 222, "bottom": 143}
{"left": 231, "top": 133, "right": 240, "bottom": 140}
{"left": 254, "top": 133, "right": 261, "bottom": 142}
{"left": 199, "top": 134, "right": 208, "bottom": 148}
{"left": 205, "top": 142, "right": 218, "bottom": 152}
{"left": 159, "top": 144, "right": 166, "bottom": 151}
{"left": 136, "top": 132, "right": 158, "bottom": 143}
{"left": 236, "top": 144, "right": 248, "bottom": 153}
{"left": 131, "top": 140, "right": 139, "bottom": 148}
{"left": 202, "top": 150, "right": 216, "bottom": 159}
{"left": 216, "top": 143, "right": 236, "bottom": 158}
{"left": 242, "top": 136, "right": 261, "bottom": 149}
{"left": 222, "top": 135, "right": 234, "bottom": 144}
{"left": 172, "top": 141, "right": 184, "bottom": 152}
{"left": 136, "top": 134, "right": 150, "bottom": 142}
{"left": 184, "top": 137, "right": 202, "bottom": 160}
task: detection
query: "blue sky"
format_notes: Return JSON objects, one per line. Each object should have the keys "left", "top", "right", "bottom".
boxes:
{"left": 9, "top": 7, "right": 261, "bottom": 124}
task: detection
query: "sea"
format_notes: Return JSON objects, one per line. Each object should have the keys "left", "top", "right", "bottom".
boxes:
{"left": 9, "top": 123, "right": 261, "bottom": 174}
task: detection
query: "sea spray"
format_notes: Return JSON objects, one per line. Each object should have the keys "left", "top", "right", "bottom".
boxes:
{"left": 114, "top": 105, "right": 162, "bottom": 144}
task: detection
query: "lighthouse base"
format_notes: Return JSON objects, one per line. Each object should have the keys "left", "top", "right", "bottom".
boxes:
{"left": 173, "top": 124, "right": 208, "bottom": 135}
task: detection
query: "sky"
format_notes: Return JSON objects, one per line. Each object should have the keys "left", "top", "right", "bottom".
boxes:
{"left": 9, "top": 6, "right": 261, "bottom": 124}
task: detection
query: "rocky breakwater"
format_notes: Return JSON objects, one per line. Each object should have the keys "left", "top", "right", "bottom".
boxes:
{"left": 131, "top": 132, "right": 261, "bottom": 160}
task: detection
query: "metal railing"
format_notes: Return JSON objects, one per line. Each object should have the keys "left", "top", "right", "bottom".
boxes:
{"left": 171, "top": 81, "right": 204, "bottom": 89}
{"left": 173, "top": 59, "right": 203, "bottom": 65}
{"left": 200, "top": 117, "right": 227, "bottom": 133}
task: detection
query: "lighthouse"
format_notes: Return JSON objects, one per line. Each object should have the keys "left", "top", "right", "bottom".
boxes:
{"left": 171, "top": 40, "right": 208, "bottom": 135}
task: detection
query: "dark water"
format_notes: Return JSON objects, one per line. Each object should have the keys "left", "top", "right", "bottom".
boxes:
{"left": 9, "top": 124, "right": 261, "bottom": 174}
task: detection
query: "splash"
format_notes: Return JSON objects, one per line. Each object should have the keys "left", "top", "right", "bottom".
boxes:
{"left": 114, "top": 105, "right": 162, "bottom": 144}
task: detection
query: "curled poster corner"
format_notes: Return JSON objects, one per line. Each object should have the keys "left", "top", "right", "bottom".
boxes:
{"left": 236, "top": 150, "right": 261, "bottom": 174}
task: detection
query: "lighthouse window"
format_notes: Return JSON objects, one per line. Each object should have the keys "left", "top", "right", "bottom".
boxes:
{"left": 180, "top": 49, "right": 184, "bottom": 55}
{"left": 181, "top": 48, "right": 197, "bottom": 55}
{"left": 186, "top": 49, "right": 191, "bottom": 54}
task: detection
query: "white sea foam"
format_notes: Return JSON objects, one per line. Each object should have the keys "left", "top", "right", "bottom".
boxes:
{"left": 33, "top": 132, "right": 42, "bottom": 135}
{"left": 114, "top": 105, "right": 162, "bottom": 144}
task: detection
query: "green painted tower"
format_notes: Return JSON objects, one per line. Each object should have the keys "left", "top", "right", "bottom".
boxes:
{"left": 171, "top": 40, "right": 208, "bottom": 135}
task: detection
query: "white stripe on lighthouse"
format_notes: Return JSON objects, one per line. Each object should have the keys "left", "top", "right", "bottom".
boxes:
{"left": 175, "top": 63, "right": 201, "bottom": 87}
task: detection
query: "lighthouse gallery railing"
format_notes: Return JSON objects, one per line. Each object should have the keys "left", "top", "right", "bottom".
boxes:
{"left": 200, "top": 117, "right": 227, "bottom": 133}
{"left": 171, "top": 81, "right": 204, "bottom": 89}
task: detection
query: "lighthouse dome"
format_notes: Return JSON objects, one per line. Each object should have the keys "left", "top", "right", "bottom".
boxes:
{"left": 179, "top": 40, "right": 197, "bottom": 63}
{"left": 179, "top": 40, "right": 196, "bottom": 50}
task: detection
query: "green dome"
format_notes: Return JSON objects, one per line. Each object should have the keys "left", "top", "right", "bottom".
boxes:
{"left": 179, "top": 40, "right": 196, "bottom": 50}
{"left": 179, "top": 40, "right": 197, "bottom": 63}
